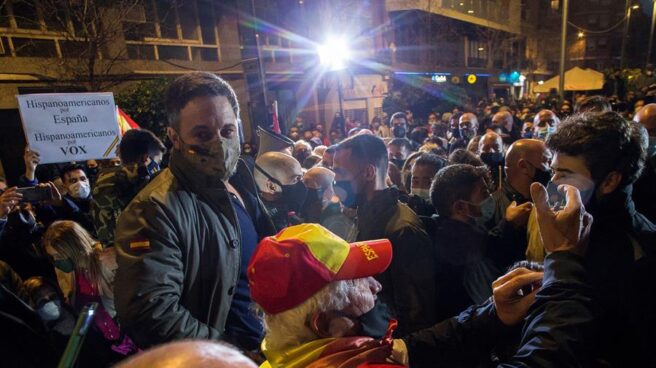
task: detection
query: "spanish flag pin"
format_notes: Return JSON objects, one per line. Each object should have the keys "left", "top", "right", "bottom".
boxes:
{"left": 129, "top": 237, "right": 151, "bottom": 251}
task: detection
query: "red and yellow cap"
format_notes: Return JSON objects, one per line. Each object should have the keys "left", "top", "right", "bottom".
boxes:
{"left": 248, "top": 223, "right": 392, "bottom": 314}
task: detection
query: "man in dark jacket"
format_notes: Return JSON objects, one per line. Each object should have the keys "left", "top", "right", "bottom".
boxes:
{"left": 632, "top": 103, "right": 656, "bottom": 223}
{"left": 114, "top": 72, "right": 275, "bottom": 350}
{"left": 405, "top": 183, "right": 597, "bottom": 367}
{"left": 333, "top": 134, "right": 437, "bottom": 336}
{"left": 544, "top": 111, "right": 656, "bottom": 366}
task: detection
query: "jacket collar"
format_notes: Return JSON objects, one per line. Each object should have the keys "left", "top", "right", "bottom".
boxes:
{"left": 587, "top": 185, "right": 636, "bottom": 226}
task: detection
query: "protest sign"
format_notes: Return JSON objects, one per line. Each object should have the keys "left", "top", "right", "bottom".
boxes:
{"left": 17, "top": 93, "right": 121, "bottom": 164}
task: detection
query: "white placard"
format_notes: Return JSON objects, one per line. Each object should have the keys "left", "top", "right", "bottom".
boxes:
{"left": 17, "top": 93, "right": 121, "bottom": 164}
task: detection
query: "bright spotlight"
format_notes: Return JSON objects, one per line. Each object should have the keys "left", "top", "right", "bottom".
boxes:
{"left": 318, "top": 38, "right": 351, "bottom": 71}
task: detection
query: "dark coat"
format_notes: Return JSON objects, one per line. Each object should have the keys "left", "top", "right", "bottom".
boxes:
{"left": 114, "top": 154, "right": 274, "bottom": 348}
{"left": 356, "top": 188, "right": 438, "bottom": 336}
{"left": 404, "top": 251, "right": 597, "bottom": 368}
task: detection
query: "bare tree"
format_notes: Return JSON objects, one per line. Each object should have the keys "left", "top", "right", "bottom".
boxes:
{"left": 39, "top": 0, "right": 145, "bottom": 91}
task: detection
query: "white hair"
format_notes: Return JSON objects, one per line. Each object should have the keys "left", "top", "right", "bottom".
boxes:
{"left": 260, "top": 279, "right": 359, "bottom": 351}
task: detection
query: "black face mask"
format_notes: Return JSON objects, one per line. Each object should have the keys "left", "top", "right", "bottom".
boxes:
{"left": 255, "top": 164, "right": 307, "bottom": 212}
{"left": 358, "top": 299, "right": 392, "bottom": 339}
{"left": 480, "top": 152, "right": 504, "bottom": 168}
{"left": 390, "top": 158, "right": 406, "bottom": 169}
{"left": 460, "top": 129, "right": 475, "bottom": 141}
{"left": 392, "top": 125, "right": 407, "bottom": 138}
{"left": 450, "top": 128, "right": 461, "bottom": 139}
{"left": 530, "top": 164, "right": 552, "bottom": 187}
{"left": 334, "top": 180, "right": 359, "bottom": 208}
{"left": 281, "top": 181, "right": 308, "bottom": 213}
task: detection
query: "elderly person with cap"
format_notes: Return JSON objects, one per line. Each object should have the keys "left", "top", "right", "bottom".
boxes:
{"left": 250, "top": 187, "right": 597, "bottom": 367}
{"left": 249, "top": 223, "right": 405, "bottom": 367}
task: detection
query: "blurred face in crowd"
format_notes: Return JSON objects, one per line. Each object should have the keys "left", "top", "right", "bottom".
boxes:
{"left": 536, "top": 110, "right": 557, "bottom": 128}
{"left": 459, "top": 113, "right": 479, "bottom": 140}
{"left": 479, "top": 133, "right": 503, "bottom": 154}
{"left": 392, "top": 116, "right": 407, "bottom": 128}
{"left": 333, "top": 148, "right": 367, "bottom": 201}
{"left": 428, "top": 113, "right": 438, "bottom": 125}
{"left": 388, "top": 143, "right": 410, "bottom": 161}
{"left": 492, "top": 112, "right": 513, "bottom": 132}
{"left": 411, "top": 164, "right": 438, "bottom": 194}
{"left": 454, "top": 179, "right": 491, "bottom": 221}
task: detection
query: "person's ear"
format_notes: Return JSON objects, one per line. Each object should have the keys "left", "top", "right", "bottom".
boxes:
{"left": 308, "top": 311, "right": 332, "bottom": 338}
{"left": 167, "top": 127, "right": 181, "bottom": 150}
{"left": 452, "top": 200, "right": 468, "bottom": 217}
{"left": 363, "top": 164, "right": 376, "bottom": 182}
{"left": 266, "top": 179, "right": 278, "bottom": 194}
{"left": 140, "top": 154, "right": 150, "bottom": 165}
{"left": 599, "top": 171, "right": 622, "bottom": 195}
{"left": 517, "top": 159, "right": 531, "bottom": 176}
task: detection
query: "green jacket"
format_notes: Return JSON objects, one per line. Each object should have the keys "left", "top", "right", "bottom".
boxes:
{"left": 114, "top": 154, "right": 274, "bottom": 348}
{"left": 91, "top": 164, "right": 149, "bottom": 247}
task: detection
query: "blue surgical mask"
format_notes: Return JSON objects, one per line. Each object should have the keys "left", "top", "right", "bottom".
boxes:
{"left": 37, "top": 300, "right": 61, "bottom": 321}
{"left": 463, "top": 196, "right": 495, "bottom": 229}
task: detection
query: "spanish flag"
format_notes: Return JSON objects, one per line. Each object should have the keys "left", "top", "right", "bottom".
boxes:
{"left": 116, "top": 107, "right": 140, "bottom": 136}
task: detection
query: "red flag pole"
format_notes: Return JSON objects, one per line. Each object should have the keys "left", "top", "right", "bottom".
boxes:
{"left": 272, "top": 100, "right": 281, "bottom": 134}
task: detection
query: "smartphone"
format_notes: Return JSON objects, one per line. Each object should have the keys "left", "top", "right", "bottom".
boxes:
{"left": 545, "top": 182, "right": 566, "bottom": 211}
{"left": 16, "top": 186, "right": 53, "bottom": 202}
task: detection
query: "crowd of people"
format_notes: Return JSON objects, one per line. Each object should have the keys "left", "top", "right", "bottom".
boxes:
{"left": 0, "top": 71, "right": 655, "bottom": 367}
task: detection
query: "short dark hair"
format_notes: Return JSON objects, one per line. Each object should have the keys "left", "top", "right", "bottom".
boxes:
{"left": 60, "top": 164, "right": 86, "bottom": 182}
{"left": 388, "top": 138, "right": 413, "bottom": 151}
{"left": 119, "top": 129, "right": 166, "bottom": 164}
{"left": 390, "top": 112, "right": 406, "bottom": 125}
{"left": 336, "top": 134, "right": 388, "bottom": 175}
{"left": 409, "top": 127, "right": 429, "bottom": 145}
{"left": 430, "top": 164, "right": 489, "bottom": 217}
{"left": 414, "top": 153, "right": 446, "bottom": 172}
{"left": 165, "top": 72, "right": 239, "bottom": 131}
{"left": 574, "top": 95, "right": 612, "bottom": 114}
{"left": 547, "top": 112, "right": 645, "bottom": 186}
{"left": 448, "top": 148, "right": 484, "bottom": 167}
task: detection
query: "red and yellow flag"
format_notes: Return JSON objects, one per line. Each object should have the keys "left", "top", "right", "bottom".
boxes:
{"left": 116, "top": 107, "right": 140, "bottom": 136}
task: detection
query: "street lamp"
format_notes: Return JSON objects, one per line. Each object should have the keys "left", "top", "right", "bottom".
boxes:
{"left": 318, "top": 37, "right": 351, "bottom": 120}
{"left": 620, "top": 3, "right": 639, "bottom": 69}
{"left": 648, "top": 0, "right": 656, "bottom": 66}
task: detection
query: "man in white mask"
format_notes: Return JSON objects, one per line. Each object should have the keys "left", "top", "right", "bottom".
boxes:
{"left": 406, "top": 153, "right": 444, "bottom": 217}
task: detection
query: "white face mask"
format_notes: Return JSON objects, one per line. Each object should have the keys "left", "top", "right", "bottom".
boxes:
{"left": 68, "top": 180, "right": 91, "bottom": 199}
{"left": 411, "top": 188, "right": 431, "bottom": 201}
{"left": 37, "top": 300, "right": 61, "bottom": 321}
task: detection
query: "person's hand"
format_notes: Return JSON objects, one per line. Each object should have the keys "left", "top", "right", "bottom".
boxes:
{"left": 0, "top": 187, "right": 22, "bottom": 218}
{"left": 23, "top": 148, "right": 40, "bottom": 181}
{"left": 505, "top": 201, "right": 533, "bottom": 227}
{"left": 41, "top": 182, "right": 63, "bottom": 207}
{"left": 530, "top": 182, "right": 593, "bottom": 255}
{"left": 492, "top": 267, "right": 544, "bottom": 326}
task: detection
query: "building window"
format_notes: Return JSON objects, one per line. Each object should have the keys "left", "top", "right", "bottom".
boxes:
{"left": 13, "top": 37, "right": 57, "bottom": 57}
{"left": 123, "top": 0, "right": 222, "bottom": 62}
{"left": 468, "top": 38, "right": 487, "bottom": 68}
